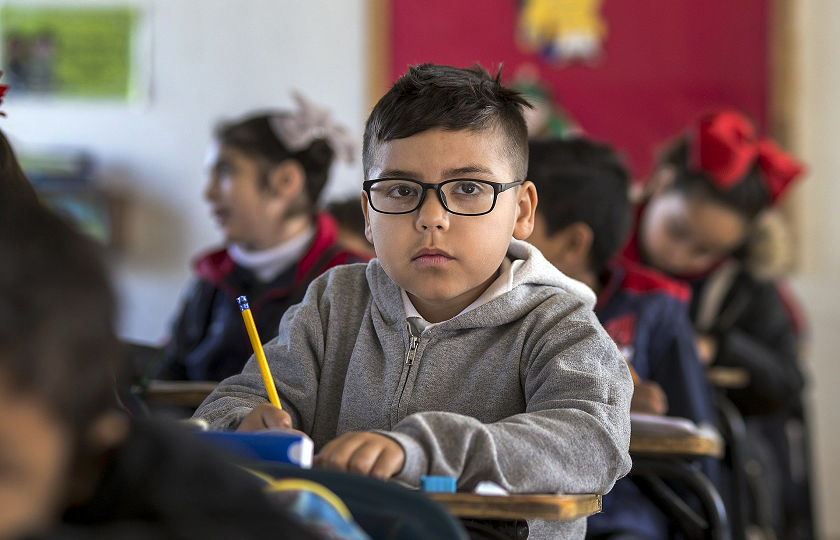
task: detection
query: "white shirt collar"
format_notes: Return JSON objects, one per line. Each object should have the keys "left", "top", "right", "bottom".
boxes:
{"left": 401, "top": 257, "right": 523, "bottom": 333}
{"left": 227, "top": 226, "right": 316, "bottom": 283}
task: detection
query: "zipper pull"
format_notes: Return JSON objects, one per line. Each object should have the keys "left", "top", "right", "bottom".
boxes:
{"left": 405, "top": 335, "right": 419, "bottom": 365}
{"left": 405, "top": 322, "right": 420, "bottom": 365}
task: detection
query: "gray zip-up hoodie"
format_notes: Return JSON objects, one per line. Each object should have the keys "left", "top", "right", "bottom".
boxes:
{"left": 194, "top": 240, "right": 633, "bottom": 540}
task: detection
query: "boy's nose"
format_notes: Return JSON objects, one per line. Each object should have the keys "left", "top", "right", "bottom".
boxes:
{"left": 415, "top": 188, "right": 449, "bottom": 231}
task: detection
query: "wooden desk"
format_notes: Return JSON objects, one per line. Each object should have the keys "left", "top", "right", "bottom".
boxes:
{"left": 630, "top": 432, "right": 724, "bottom": 459}
{"left": 707, "top": 366, "right": 750, "bottom": 389}
{"left": 427, "top": 492, "right": 601, "bottom": 521}
{"left": 145, "top": 380, "right": 217, "bottom": 408}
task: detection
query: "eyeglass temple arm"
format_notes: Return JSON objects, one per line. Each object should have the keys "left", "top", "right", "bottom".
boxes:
{"left": 498, "top": 180, "right": 525, "bottom": 193}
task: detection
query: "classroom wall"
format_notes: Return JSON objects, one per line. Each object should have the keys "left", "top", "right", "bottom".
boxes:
{"left": 791, "top": 1, "right": 840, "bottom": 538}
{"left": 1, "top": 0, "right": 369, "bottom": 343}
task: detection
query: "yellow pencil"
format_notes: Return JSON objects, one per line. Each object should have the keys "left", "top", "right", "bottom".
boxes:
{"left": 237, "top": 295, "right": 282, "bottom": 409}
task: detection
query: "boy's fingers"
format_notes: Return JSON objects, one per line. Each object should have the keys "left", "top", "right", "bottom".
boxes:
{"left": 261, "top": 406, "right": 292, "bottom": 429}
{"left": 236, "top": 404, "right": 291, "bottom": 432}
{"left": 346, "top": 441, "right": 382, "bottom": 475}
{"left": 370, "top": 444, "right": 405, "bottom": 481}
{"left": 315, "top": 434, "right": 366, "bottom": 470}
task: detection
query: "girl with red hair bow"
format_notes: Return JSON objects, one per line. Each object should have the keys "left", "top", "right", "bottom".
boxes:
{"left": 623, "top": 109, "right": 814, "bottom": 540}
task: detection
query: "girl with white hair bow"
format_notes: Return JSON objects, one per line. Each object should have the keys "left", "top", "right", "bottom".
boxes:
{"left": 153, "top": 92, "right": 369, "bottom": 383}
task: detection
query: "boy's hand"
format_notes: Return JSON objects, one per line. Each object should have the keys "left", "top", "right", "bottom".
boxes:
{"left": 631, "top": 380, "right": 669, "bottom": 415}
{"left": 237, "top": 403, "right": 296, "bottom": 432}
{"left": 314, "top": 432, "right": 405, "bottom": 481}
{"left": 696, "top": 334, "right": 718, "bottom": 366}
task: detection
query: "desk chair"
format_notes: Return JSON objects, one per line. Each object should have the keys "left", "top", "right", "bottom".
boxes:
{"left": 629, "top": 427, "right": 729, "bottom": 540}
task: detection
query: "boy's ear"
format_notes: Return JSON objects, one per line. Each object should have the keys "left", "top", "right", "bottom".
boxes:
{"left": 266, "top": 160, "right": 306, "bottom": 201}
{"left": 512, "top": 181, "right": 538, "bottom": 240}
{"left": 560, "top": 222, "right": 595, "bottom": 267}
{"left": 360, "top": 190, "right": 374, "bottom": 245}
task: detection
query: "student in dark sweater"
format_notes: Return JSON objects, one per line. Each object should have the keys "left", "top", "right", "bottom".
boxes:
{"left": 0, "top": 203, "right": 319, "bottom": 540}
{"left": 155, "top": 94, "right": 369, "bottom": 381}
{"left": 527, "top": 138, "right": 717, "bottom": 540}
{"left": 622, "top": 109, "right": 807, "bottom": 417}
{"left": 623, "top": 109, "right": 813, "bottom": 540}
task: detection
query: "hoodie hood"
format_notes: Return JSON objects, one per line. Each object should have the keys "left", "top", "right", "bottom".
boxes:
{"left": 366, "top": 238, "right": 596, "bottom": 329}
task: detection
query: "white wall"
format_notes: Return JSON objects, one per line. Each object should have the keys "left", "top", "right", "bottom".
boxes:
{"left": 1, "top": 0, "right": 369, "bottom": 343}
{"left": 792, "top": 1, "right": 840, "bottom": 538}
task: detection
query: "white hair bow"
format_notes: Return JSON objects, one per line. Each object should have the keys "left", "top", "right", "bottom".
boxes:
{"left": 269, "top": 91, "right": 358, "bottom": 165}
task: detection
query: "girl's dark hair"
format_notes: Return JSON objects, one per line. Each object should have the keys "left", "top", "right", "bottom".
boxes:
{"left": 0, "top": 128, "right": 38, "bottom": 205}
{"left": 661, "top": 138, "right": 770, "bottom": 220}
{"left": 0, "top": 203, "right": 122, "bottom": 436}
{"left": 215, "top": 114, "right": 335, "bottom": 213}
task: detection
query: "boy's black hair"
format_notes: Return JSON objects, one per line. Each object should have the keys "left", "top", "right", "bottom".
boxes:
{"left": 528, "top": 138, "right": 632, "bottom": 273}
{"left": 363, "top": 63, "right": 532, "bottom": 180}
{"left": 216, "top": 114, "right": 335, "bottom": 214}
{"left": 660, "top": 139, "right": 770, "bottom": 220}
{"left": 326, "top": 197, "right": 368, "bottom": 241}
{"left": 0, "top": 128, "right": 38, "bottom": 205}
{"left": 0, "top": 203, "right": 121, "bottom": 435}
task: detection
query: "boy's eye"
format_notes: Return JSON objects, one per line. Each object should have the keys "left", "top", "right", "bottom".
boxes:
{"left": 386, "top": 184, "right": 419, "bottom": 198}
{"left": 450, "top": 181, "right": 485, "bottom": 196}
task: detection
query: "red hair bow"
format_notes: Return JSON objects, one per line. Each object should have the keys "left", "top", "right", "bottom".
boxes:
{"left": 0, "top": 70, "right": 7, "bottom": 117}
{"left": 691, "top": 109, "right": 805, "bottom": 204}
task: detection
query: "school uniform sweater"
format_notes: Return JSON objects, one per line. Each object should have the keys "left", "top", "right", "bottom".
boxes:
{"left": 154, "top": 213, "right": 368, "bottom": 382}
{"left": 194, "top": 239, "right": 634, "bottom": 540}
{"left": 587, "top": 260, "right": 718, "bottom": 540}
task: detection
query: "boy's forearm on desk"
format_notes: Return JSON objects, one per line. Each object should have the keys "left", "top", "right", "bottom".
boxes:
{"left": 384, "top": 407, "right": 631, "bottom": 494}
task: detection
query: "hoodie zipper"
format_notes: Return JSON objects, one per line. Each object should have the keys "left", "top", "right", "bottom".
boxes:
{"left": 396, "top": 322, "right": 421, "bottom": 417}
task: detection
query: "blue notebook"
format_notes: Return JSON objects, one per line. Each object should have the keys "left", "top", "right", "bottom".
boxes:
{"left": 199, "top": 431, "right": 314, "bottom": 468}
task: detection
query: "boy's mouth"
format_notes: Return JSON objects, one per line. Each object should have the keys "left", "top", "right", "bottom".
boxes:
{"left": 412, "top": 247, "right": 454, "bottom": 265}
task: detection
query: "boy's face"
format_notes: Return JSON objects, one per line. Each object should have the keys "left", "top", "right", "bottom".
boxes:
{"left": 362, "top": 128, "right": 536, "bottom": 322}
{"left": 0, "top": 373, "right": 72, "bottom": 540}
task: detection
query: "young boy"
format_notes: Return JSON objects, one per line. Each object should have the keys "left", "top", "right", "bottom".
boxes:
{"left": 195, "top": 64, "right": 632, "bottom": 540}
{"left": 525, "top": 138, "right": 717, "bottom": 540}
{"left": 155, "top": 100, "right": 368, "bottom": 382}
{"left": 0, "top": 202, "right": 320, "bottom": 540}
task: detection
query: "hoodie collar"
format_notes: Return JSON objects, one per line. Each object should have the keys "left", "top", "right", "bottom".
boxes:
{"left": 368, "top": 239, "right": 596, "bottom": 330}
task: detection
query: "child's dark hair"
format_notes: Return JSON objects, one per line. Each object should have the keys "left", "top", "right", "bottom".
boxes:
{"left": 363, "top": 63, "right": 532, "bottom": 180}
{"left": 660, "top": 139, "right": 770, "bottom": 220}
{"left": 326, "top": 197, "right": 368, "bottom": 240}
{"left": 528, "top": 138, "right": 631, "bottom": 273}
{"left": 215, "top": 114, "right": 335, "bottom": 213}
{"left": 0, "top": 128, "right": 38, "bottom": 204}
{"left": 0, "top": 203, "right": 121, "bottom": 436}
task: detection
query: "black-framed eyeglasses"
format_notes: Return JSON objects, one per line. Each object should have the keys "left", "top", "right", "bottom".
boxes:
{"left": 362, "top": 178, "right": 524, "bottom": 216}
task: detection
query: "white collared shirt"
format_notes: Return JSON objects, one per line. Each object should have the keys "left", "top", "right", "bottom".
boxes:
{"left": 401, "top": 256, "right": 524, "bottom": 334}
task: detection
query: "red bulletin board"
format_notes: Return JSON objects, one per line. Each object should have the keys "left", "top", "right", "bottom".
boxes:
{"left": 388, "top": 0, "right": 771, "bottom": 179}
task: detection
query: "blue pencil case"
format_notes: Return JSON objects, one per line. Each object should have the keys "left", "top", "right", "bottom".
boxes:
{"left": 199, "top": 430, "right": 314, "bottom": 468}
